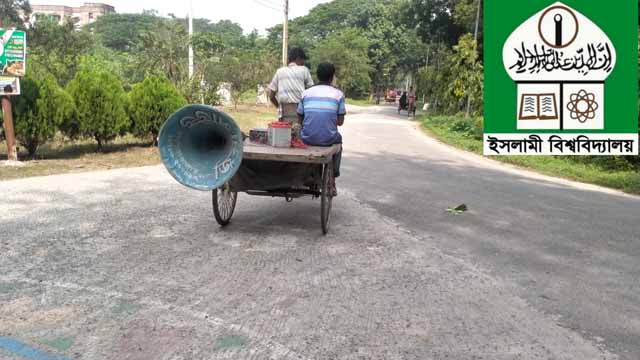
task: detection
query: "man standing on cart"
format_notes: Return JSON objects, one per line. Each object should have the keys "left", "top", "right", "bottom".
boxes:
{"left": 297, "top": 63, "right": 345, "bottom": 196}
{"left": 268, "top": 47, "right": 314, "bottom": 138}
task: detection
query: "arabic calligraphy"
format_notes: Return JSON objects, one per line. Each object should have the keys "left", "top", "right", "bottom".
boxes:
{"left": 509, "top": 42, "right": 613, "bottom": 76}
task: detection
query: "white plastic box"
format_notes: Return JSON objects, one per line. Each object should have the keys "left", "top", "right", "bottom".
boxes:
{"left": 268, "top": 122, "right": 292, "bottom": 148}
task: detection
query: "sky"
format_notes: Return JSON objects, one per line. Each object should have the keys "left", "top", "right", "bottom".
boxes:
{"left": 30, "top": 0, "right": 333, "bottom": 33}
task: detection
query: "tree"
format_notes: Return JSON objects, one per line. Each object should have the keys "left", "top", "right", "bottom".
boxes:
{"left": 129, "top": 76, "right": 186, "bottom": 142}
{"left": 310, "top": 28, "right": 371, "bottom": 97}
{"left": 219, "top": 49, "right": 277, "bottom": 109}
{"left": 0, "top": 0, "right": 31, "bottom": 28}
{"left": 404, "top": 0, "right": 466, "bottom": 46}
{"left": 28, "top": 17, "right": 94, "bottom": 86}
{"left": 415, "top": 43, "right": 456, "bottom": 113}
{"left": 137, "top": 19, "right": 189, "bottom": 86}
{"left": 453, "top": 0, "right": 483, "bottom": 59}
{"left": 90, "top": 13, "right": 159, "bottom": 53}
{"left": 266, "top": 0, "right": 426, "bottom": 98}
{"left": 66, "top": 68, "right": 129, "bottom": 150}
{"left": 187, "top": 32, "right": 225, "bottom": 104}
{"left": 11, "top": 74, "right": 75, "bottom": 157}
{"left": 449, "top": 34, "right": 483, "bottom": 117}
{"left": 200, "top": 19, "right": 244, "bottom": 48}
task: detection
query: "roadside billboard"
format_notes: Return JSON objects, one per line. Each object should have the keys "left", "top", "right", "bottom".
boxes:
{"left": 0, "top": 76, "right": 20, "bottom": 96}
{"left": 0, "top": 29, "right": 26, "bottom": 77}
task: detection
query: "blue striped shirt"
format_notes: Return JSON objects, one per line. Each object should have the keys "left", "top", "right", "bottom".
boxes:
{"left": 297, "top": 85, "right": 346, "bottom": 146}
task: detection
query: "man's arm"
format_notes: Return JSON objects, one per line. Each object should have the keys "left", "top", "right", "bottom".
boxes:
{"left": 337, "top": 96, "right": 346, "bottom": 126}
{"left": 305, "top": 68, "right": 314, "bottom": 88}
{"left": 267, "top": 71, "right": 279, "bottom": 107}
{"left": 268, "top": 89, "right": 279, "bottom": 107}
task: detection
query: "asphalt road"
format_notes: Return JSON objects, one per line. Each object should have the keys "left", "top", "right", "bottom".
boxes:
{"left": 1, "top": 105, "right": 638, "bottom": 359}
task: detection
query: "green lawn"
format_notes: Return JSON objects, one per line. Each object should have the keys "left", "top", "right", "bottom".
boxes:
{"left": 420, "top": 115, "right": 640, "bottom": 195}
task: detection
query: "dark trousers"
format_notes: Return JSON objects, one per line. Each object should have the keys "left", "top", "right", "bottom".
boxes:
{"left": 333, "top": 149, "right": 342, "bottom": 178}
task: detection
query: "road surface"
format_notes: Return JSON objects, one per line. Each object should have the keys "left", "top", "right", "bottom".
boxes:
{"left": 1, "top": 105, "right": 638, "bottom": 359}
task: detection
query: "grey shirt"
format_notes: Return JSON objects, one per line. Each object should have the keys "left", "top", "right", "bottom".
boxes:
{"left": 268, "top": 63, "right": 314, "bottom": 105}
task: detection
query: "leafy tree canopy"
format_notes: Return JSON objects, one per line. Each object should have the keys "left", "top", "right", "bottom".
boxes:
{"left": 0, "top": 0, "right": 31, "bottom": 28}
{"left": 129, "top": 75, "right": 186, "bottom": 141}
{"left": 66, "top": 67, "right": 129, "bottom": 149}
{"left": 90, "top": 13, "right": 159, "bottom": 52}
{"left": 12, "top": 73, "right": 75, "bottom": 157}
{"left": 310, "top": 28, "right": 371, "bottom": 97}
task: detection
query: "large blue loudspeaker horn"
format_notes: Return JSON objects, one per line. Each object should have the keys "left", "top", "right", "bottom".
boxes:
{"left": 158, "top": 105, "right": 244, "bottom": 191}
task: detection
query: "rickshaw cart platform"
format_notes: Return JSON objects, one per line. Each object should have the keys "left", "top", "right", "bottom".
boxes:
{"left": 212, "top": 140, "right": 342, "bottom": 235}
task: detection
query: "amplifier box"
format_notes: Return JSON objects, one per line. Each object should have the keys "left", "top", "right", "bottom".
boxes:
{"left": 249, "top": 128, "right": 269, "bottom": 144}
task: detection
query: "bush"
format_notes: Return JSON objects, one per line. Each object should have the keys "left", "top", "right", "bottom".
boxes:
{"left": 450, "top": 117, "right": 473, "bottom": 134}
{"left": 11, "top": 74, "right": 76, "bottom": 157}
{"left": 66, "top": 68, "right": 129, "bottom": 150}
{"left": 128, "top": 76, "right": 186, "bottom": 142}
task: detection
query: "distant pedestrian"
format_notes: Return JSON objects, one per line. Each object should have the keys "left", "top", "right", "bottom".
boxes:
{"left": 408, "top": 85, "right": 417, "bottom": 116}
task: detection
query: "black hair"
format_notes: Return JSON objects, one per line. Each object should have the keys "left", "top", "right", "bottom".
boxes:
{"left": 317, "top": 62, "right": 335, "bottom": 83}
{"left": 288, "top": 47, "right": 307, "bottom": 63}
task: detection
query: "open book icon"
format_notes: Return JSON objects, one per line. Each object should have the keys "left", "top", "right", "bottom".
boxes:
{"left": 519, "top": 93, "right": 558, "bottom": 120}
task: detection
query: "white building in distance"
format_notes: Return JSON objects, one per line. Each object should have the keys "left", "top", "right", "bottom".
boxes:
{"left": 30, "top": 3, "right": 115, "bottom": 27}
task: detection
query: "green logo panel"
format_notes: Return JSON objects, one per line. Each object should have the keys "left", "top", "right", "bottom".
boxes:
{"left": 483, "top": 0, "right": 638, "bottom": 155}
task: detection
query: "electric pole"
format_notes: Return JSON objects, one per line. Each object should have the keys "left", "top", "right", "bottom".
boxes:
{"left": 282, "top": 0, "right": 289, "bottom": 66}
{"left": 466, "top": 0, "right": 482, "bottom": 118}
{"left": 188, "top": 0, "right": 194, "bottom": 80}
{"left": 474, "top": 0, "right": 481, "bottom": 42}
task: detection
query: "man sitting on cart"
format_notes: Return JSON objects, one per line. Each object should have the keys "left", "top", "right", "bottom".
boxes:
{"left": 297, "top": 62, "right": 345, "bottom": 196}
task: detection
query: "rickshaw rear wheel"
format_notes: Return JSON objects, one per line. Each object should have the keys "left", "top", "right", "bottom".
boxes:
{"left": 212, "top": 183, "right": 237, "bottom": 226}
{"left": 321, "top": 163, "right": 334, "bottom": 235}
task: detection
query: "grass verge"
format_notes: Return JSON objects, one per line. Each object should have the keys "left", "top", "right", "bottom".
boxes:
{"left": 420, "top": 115, "right": 640, "bottom": 195}
{"left": 346, "top": 98, "right": 374, "bottom": 107}
{"left": 0, "top": 104, "right": 276, "bottom": 180}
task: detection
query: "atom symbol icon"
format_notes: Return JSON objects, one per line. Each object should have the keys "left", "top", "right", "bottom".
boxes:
{"left": 566, "top": 89, "right": 599, "bottom": 123}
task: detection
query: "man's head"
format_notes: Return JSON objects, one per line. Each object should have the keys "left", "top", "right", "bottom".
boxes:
{"left": 317, "top": 62, "right": 336, "bottom": 84}
{"left": 288, "top": 47, "right": 307, "bottom": 65}
{"left": 410, "top": 86, "right": 414, "bottom": 91}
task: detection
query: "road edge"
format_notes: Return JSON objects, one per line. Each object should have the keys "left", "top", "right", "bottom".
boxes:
{"left": 411, "top": 121, "right": 640, "bottom": 201}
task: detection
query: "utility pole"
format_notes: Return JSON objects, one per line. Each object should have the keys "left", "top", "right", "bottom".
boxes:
{"left": 466, "top": 0, "right": 481, "bottom": 118}
{"left": 282, "top": 0, "right": 289, "bottom": 66}
{"left": 474, "top": 0, "right": 481, "bottom": 42}
{"left": 188, "top": 0, "right": 194, "bottom": 80}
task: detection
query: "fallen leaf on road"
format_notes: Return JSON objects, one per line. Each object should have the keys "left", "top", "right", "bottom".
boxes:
{"left": 446, "top": 204, "right": 468, "bottom": 214}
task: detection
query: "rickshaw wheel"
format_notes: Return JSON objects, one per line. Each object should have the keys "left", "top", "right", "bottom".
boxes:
{"left": 321, "top": 163, "right": 334, "bottom": 235}
{"left": 212, "top": 183, "right": 237, "bottom": 226}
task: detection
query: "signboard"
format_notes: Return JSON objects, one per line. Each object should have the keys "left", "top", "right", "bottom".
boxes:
{"left": 484, "top": 1, "right": 639, "bottom": 155}
{"left": 0, "top": 76, "right": 20, "bottom": 96}
{"left": 0, "top": 29, "right": 26, "bottom": 77}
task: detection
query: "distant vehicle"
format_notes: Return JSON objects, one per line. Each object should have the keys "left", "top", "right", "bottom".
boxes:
{"left": 398, "top": 91, "right": 417, "bottom": 117}
{"left": 385, "top": 89, "right": 397, "bottom": 103}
